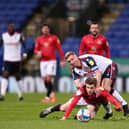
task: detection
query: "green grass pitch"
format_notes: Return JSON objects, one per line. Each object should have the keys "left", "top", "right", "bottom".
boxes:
{"left": 0, "top": 92, "right": 129, "bottom": 129}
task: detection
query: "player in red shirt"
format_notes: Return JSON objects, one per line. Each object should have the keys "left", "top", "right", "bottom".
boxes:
{"left": 79, "top": 22, "right": 110, "bottom": 58}
{"left": 34, "top": 24, "right": 65, "bottom": 103}
{"left": 39, "top": 78, "right": 121, "bottom": 120}
{"left": 61, "top": 78, "right": 121, "bottom": 120}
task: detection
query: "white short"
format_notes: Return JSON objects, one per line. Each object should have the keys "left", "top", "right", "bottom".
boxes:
{"left": 68, "top": 97, "right": 87, "bottom": 106}
{"left": 40, "top": 60, "right": 57, "bottom": 77}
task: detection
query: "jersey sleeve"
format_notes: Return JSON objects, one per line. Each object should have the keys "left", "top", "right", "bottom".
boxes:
{"left": 84, "top": 56, "right": 98, "bottom": 71}
{"left": 0, "top": 35, "right": 3, "bottom": 47}
{"left": 63, "top": 90, "right": 82, "bottom": 118}
{"left": 20, "top": 34, "right": 27, "bottom": 54}
{"left": 55, "top": 36, "right": 65, "bottom": 61}
{"left": 72, "top": 69, "right": 81, "bottom": 80}
{"left": 79, "top": 38, "right": 85, "bottom": 56}
{"left": 34, "top": 38, "right": 41, "bottom": 54}
{"left": 100, "top": 89, "right": 121, "bottom": 108}
{"left": 103, "top": 38, "right": 110, "bottom": 58}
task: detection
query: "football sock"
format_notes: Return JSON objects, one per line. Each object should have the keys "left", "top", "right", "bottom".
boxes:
{"left": 110, "top": 89, "right": 127, "bottom": 106}
{"left": 1, "top": 78, "right": 8, "bottom": 96}
{"left": 45, "top": 82, "right": 53, "bottom": 98}
{"left": 103, "top": 102, "right": 112, "bottom": 114}
{"left": 51, "top": 104, "right": 61, "bottom": 112}
{"left": 17, "top": 80, "right": 23, "bottom": 98}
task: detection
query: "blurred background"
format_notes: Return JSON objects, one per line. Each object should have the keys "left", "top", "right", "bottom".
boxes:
{"left": 0, "top": 0, "right": 129, "bottom": 93}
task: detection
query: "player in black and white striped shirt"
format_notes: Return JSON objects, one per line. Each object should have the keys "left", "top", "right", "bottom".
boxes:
{"left": 65, "top": 51, "right": 129, "bottom": 117}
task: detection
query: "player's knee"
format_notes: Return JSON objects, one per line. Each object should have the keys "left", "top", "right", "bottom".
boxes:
{"left": 15, "top": 73, "right": 21, "bottom": 81}
{"left": 60, "top": 104, "right": 67, "bottom": 111}
{"left": 3, "top": 71, "right": 9, "bottom": 78}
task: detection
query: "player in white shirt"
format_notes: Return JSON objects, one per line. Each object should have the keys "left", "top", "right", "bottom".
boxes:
{"left": 40, "top": 51, "right": 129, "bottom": 119}
{"left": 65, "top": 51, "right": 129, "bottom": 116}
{"left": 0, "top": 23, "right": 27, "bottom": 101}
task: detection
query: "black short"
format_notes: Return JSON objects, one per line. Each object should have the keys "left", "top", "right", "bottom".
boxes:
{"left": 102, "top": 63, "right": 118, "bottom": 87}
{"left": 3, "top": 61, "right": 22, "bottom": 75}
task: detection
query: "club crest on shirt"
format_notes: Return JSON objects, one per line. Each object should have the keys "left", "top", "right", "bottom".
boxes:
{"left": 43, "top": 42, "right": 49, "bottom": 47}
{"left": 97, "top": 40, "right": 102, "bottom": 44}
{"left": 57, "top": 39, "right": 61, "bottom": 44}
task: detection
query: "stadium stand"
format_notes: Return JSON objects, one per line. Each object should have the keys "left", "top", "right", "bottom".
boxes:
{"left": 62, "top": 37, "right": 81, "bottom": 55}
{"left": 104, "top": 1, "right": 129, "bottom": 57}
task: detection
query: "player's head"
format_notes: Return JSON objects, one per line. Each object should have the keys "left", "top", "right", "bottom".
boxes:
{"left": 89, "top": 21, "right": 100, "bottom": 37}
{"left": 85, "top": 77, "right": 97, "bottom": 95}
{"left": 65, "top": 51, "right": 81, "bottom": 67}
{"left": 7, "top": 23, "right": 15, "bottom": 35}
{"left": 41, "top": 24, "right": 51, "bottom": 36}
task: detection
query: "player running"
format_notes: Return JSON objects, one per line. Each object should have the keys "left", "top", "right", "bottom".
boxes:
{"left": 34, "top": 24, "right": 65, "bottom": 103}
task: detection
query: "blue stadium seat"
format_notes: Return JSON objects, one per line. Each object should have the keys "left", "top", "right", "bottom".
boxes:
{"left": 107, "top": 1, "right": 129, "bottom": 57}
{"left": 62, "top": 37, "right": 81, "bottom": 55}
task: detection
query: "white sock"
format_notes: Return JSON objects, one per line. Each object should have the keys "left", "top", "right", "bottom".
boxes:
{"left": 103, "top": 102, "right": 112, "bottom": 114}
{"left": 1, "top": 78, "right": 8, "bottom": 96}
{"left": 17, "top": 80, "right": 23, "bottom": 98}
{"left": 112, "top": 90, "right": 127, "bottom": 106}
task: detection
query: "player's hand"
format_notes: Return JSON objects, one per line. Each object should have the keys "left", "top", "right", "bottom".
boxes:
{"left": 60, "top": 116, "right": 67, "bottom": 120}
{"left": 22, "top": 53, "right": 27, "bottom": 61}
{"left": 114, "top": 105, "right": 122, "bottom": 111}
{"left": 36, "top": 51, "right": 42, "bottom": 58}
{"left": 60, "top": 61, "right": 65, "bottom": 67}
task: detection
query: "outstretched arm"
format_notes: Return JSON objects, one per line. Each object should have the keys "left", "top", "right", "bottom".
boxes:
{"left": 61, "top": 95, "right": 81, "bottom": 120}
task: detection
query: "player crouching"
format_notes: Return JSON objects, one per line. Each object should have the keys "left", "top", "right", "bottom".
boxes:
{"left": 40, "top": 77, "right": 122, "bottom": 120}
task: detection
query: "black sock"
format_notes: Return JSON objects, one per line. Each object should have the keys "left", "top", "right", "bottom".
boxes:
{"left": 109, "top": 88, "right": 114, "bottom": 95}
{"left": 51, "top": 104, "right": 61, "bottom": 112}
{"left": 44, "top": 82, "right": 53, "bottom": 97}
{"left": 47, "top": 82, "right": 53, "bottom": 97}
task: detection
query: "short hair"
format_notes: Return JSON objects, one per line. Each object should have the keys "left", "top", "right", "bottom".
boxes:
{"left": 65, "top": 51, "right": 75, "bottom": 60}
{"left": 91, "top": 21, "right": 98, "bottom": 25}
{"left": 85, "top": 77, "right": 97, "bottom": 87}
{"left": 41, "top": 23, "right": 51, "bottom": 29}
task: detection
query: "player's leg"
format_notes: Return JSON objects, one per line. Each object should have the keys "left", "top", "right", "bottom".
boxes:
{"left": 0, "top": 62, "right": 10, "bottom": 100}
{"left": 14, "top": 62, "right": 24, "bottom": 101}
{"left": 87, "top": 105, "right": 96, "bottom": 119}
{"left": 40, "top": 61, "right": 56, "bottom": 103}
{"left": 102, "top": 101, "right": 113, "bottom": 119}
{"left": 40, "top": 98, "right": 73, "bottom": 118}
{"left": 102, "top": 63, "right": 129, "bottom": 116}
{"left": 110, "top": 88, "right": 129, "bottom": 116}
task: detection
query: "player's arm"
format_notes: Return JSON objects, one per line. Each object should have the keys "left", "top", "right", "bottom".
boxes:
{"left": 74, "top": 79, "right": 85, "bottom": 89}
{"left": 94, "top": 69, "right": 102, "bottom": 88}
{"left": 103, "top": 38, "right": 110, "bottom": 58}
{"left": 55, "top": 37, "right": 65, "bottom": 61}
{"left": 0, "top": 35, "right": 3, "bottom": 47}
{"left": 72, "top": 69, "right": 85, "bottom": 89}
{"left": 61, "top": 94, "right": 81, "bottom": 120}
{"left": 85, "top": 57, "right": 102, "bottom": 88}
{"left": 101, "top": 89, "right": 121, "bottom": 109}
{"left": 79, "top": 38, "right": 85, "bottom": 56}
{"left": 55, "top": 36, "right": 65, "bottom": 67}
{"left": 20, "top": 34, "right": 27, "bottom": 59}
{"left": 34, "top": 38, "right": 42, "bottom": 58}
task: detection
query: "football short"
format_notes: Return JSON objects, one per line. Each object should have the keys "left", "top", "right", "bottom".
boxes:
{"left": 68, "top": 97, "right": 87, "bottom": 106}
{"left": 40, "top": 60, "right": 57, "bottom": 77}
{"left": 3, "top": 61, "right": 22, "bottom": 75}
{"left": 102, "top": 63, "right": 118, "bottom": 87}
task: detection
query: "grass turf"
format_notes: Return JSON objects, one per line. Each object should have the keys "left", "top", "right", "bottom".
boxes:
{"left": 0, "top": 93, "right": 129, "bottom": 129}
